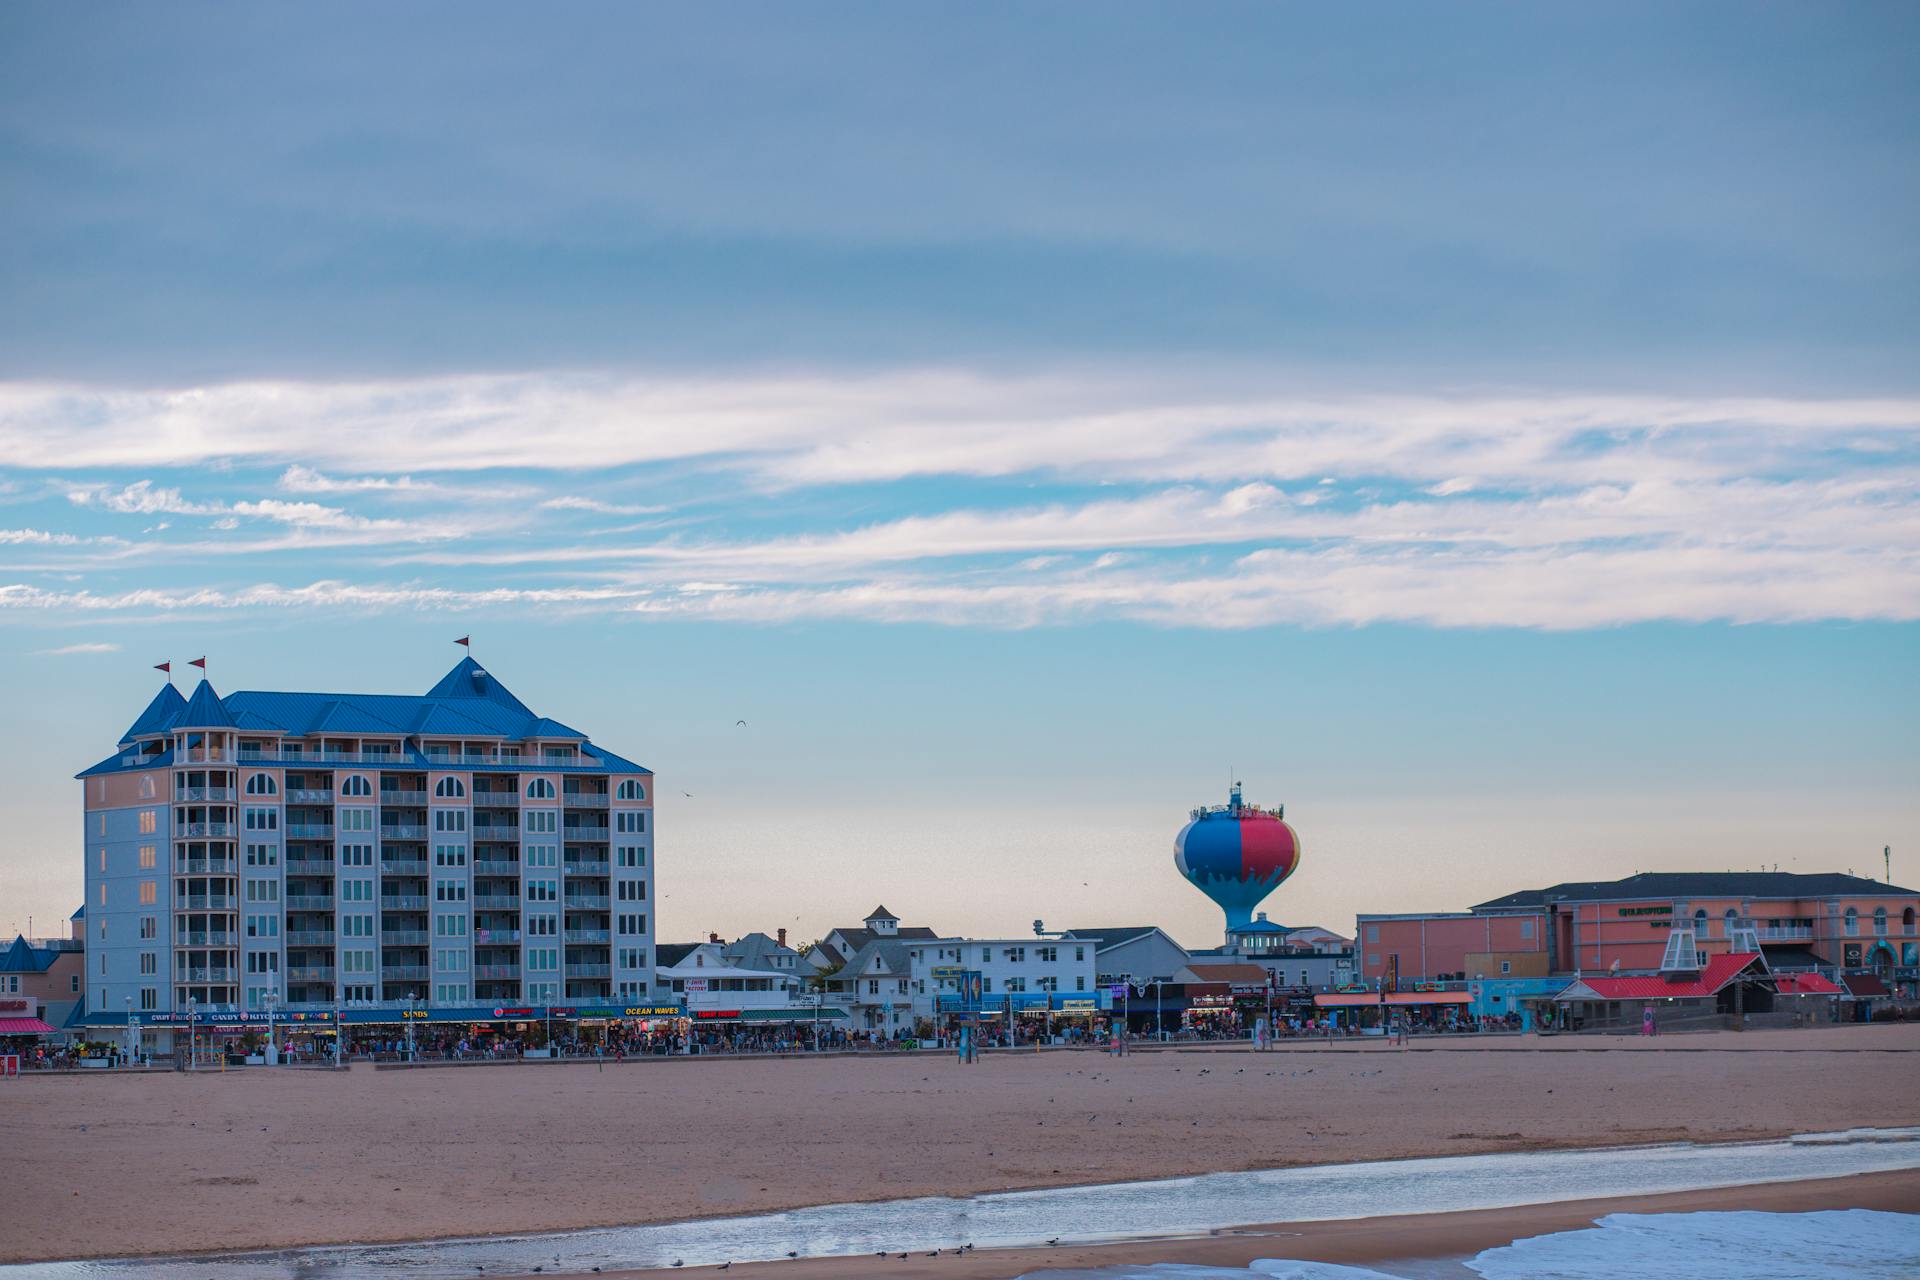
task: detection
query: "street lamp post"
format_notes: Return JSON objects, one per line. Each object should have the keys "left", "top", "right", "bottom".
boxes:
{"left": 123, "top": 996, "right": 137, "bottom": 1066}
{"left": 186, "top": 996, "right": 199, "bottom": 1070}
{"left": 405, "top": 991, "right": 418, "bottom": 1060}
{"left": 333, "top": 986, "right": 343, "bottom": 1067}
{"left": 264, "top": 987, "right": 279, "bottom": 1065}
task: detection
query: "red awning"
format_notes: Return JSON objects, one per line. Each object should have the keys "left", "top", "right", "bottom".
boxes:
{"left": 0, "top": 1017, "right": 56, "bottom": 1035}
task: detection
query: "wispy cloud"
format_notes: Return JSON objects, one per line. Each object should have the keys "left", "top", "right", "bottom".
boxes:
{"left": 34, "top": 641, "right": 120, "bottom": 655}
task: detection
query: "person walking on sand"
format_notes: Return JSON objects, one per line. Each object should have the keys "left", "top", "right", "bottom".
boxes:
{"left": 1642, "top": 1005, "right": 1657, "bottom": 1037}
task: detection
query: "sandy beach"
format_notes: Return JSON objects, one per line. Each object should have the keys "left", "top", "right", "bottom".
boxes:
{"left": 3, "top": 1024, "right": 1916, "bottom": 1264}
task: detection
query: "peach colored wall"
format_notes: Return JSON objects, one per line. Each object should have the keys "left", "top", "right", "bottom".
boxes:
{"left": 82, "top": 769, "right": 165, "bottom": 811}
{"left": 1359, "top": 914, "right": 1547, "bottom": 979}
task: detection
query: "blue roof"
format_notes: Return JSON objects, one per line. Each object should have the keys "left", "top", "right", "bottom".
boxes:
{"left": 121, "top": 682, "right": 186, "bottom": 743}
{"left": 178, "top": 678, "right": 236, "bottom": 729}
{"left": 85, "top": 660, "right": 650, "bottom": 777}
{"left": 0, "top": 935, "right": 63, "bottom": 974}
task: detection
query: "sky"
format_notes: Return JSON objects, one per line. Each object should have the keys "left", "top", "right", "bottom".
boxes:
{"left": 1, "top": 3, "right": 1916, "bottom": 947}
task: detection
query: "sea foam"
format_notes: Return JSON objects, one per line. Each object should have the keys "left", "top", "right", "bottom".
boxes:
{"left": 1016, "top": 1209, "right": 1920, "bottom": 1280}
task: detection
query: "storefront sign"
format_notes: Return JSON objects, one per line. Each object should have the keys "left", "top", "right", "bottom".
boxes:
{"left": 694, "top": 1009, "right": 742, "bottom": 1019}
{"left": 1619, "top": 905, "right": 1672, "bottom": 917}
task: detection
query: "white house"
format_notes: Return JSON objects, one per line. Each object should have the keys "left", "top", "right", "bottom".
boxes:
{"left": 905, "top": 936, "right": 1103, "bottom": 1024}
{"left": 655, "top": 941, "right": 812, "bottom": 1020}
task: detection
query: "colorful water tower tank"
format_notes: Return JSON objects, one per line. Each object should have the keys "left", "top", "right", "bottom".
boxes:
{"left": 1174, "top": 782, "right": 1303, "bottom": 937}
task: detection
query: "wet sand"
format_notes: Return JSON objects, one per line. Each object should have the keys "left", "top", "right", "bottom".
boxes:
{"left": 3, "top": 1023, "right": 1916, "bottom": 1264}
{"left": 647, "top": 1171, "right": 1920, "bottom": 1279}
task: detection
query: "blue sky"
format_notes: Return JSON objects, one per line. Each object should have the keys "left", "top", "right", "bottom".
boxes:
{"left": 1, "top": 3, "right": 1915, "bottom": 944}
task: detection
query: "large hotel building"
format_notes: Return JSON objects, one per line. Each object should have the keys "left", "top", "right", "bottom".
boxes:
{"left": 77, "top": 658, "right": 655, "bottom": 1030}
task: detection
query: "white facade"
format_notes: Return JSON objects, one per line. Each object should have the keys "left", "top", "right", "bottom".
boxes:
{"left": 905, "top": 936, "right": 1099, "bottom": 1020}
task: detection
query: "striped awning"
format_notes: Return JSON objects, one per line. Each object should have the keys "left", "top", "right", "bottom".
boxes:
{"left": 0, "top": 1017, "right": 56, "bottom": 1035}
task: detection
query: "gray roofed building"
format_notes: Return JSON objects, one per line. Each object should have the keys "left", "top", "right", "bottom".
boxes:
{"left": 1474, "top": 871, "right": 1916, "bottom": 913}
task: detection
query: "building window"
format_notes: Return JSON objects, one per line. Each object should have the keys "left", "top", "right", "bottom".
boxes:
{"left": 340, "top": 775, "right": 373, "bottom": 797}
{"left": 435, "top": 880, "right": 468, "bottom": 903}
{"left": 525, "top": 811, "right": 557, "bottom": 833}
{"left": 244, "top": 807, "right": 279, "bottom": 831}
{"left": 435, "top": 983, "right": 468, "bottom": 1005}
{"left": 245, "top": 880, "right": 278, "bottom": 903}
{"left": 433, "top": 809, "right": 467, "bottom": 833}
{"left": 434, "top": 845, "right": 468, "bottom": 867}
{"left": 342, "top": 880, "right": 373, "bottom": 902}
{"left": 340, "top": 844, "right": 373, "bottom": 867}
{"left": 526, "top": 779, "right": 556, "bottom": 800}
{"left": 137, "top": 809, "right": 157, "bottom": 834}
{"left": 138, "top": 845, "right": 157, "bottom": 869}
{"left": 616, "top": 811, "right": 647, "bottom": 833}
{"left": 245, "top": 773, "right": 278, "bottom": 796}
{"left": 616, "top": 780, "right": 646, "bottom": 800}
{"left": 435, "top": 915, "right": 468, "bottom": 937}
{"left": 1500, "top": 960, "right": 1512, "bottom": 974}
{"left": 1874, "top": 907, "right": 1888, "bottom": 935}
{"left": 138, "top": 880, "right": 157, "bottom": 905}
{"left": 246, "top": 843, "right": 277, "bottom": 867}
{"left": 434, "top": 776, "right": 467, "bottom": 799}
{"left": 617, "top": 846, "right": 646, "bottom": 867}
{"left": 343, "top": 915, "right": 374, "bottom": 938}
{"left": 140, "top": 987, "right": 157, "bottom": 1011}
{"left": 1845, "top": 907, "right": 1859, "bottom": 936}
{"left": 617, "top": 881, "right": 646, "bottom": 901}
{"left": 139, "top": 916, "right": 156, "bottom": 939}
{"left": 339, "top": 808, "right": 374, "bottom": 832}
{"left": 1366, "top": 925, "right": 1379, "bottom": 943}
{"left": 617, "top": 913, "right": 647, "bottom": 935}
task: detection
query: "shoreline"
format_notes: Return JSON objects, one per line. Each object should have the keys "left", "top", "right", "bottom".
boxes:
{"left": 615, "top": 1171, "right": 1920, "bottom": 1279}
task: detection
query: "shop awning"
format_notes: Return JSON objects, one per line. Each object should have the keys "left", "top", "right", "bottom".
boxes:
{"left": 1313, "top": 994, "right": 1381, "bottom": 1008}
{"left": 738, "top": 1007, "right": 848, "bottom": 1022}
{"left": 1384, "top": 991, "right": 1470, "bottom": 1006}
{"left": 0, "top": 1017, "right": 57, "bottom": 1035}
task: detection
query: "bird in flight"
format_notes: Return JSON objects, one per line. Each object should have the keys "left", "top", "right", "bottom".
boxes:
{"left": 736, "top": 719, "right": 747, "bottom": 726}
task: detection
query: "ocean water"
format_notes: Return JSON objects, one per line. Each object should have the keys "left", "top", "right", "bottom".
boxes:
{"left": 1014, "top": 1210, "right": 1920, "bottom": 1280}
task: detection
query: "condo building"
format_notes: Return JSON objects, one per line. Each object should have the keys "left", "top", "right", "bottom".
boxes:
{"left": 78, "top": 658, "right": 654, "bottom": 1028}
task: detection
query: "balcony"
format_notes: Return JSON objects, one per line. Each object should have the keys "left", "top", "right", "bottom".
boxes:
{"left": 181, "top": 822, "right": 236, "bottom": 838}
{"left": 174, "top": 857, "right": 237, "bottom": 875}
{"left": 287, "top": 788, "right": 333, "bottom": 805}
{"left": 564, "top": 860, "right": 611, "bottom": 877}
{"left": 178, "top": 894, "right": 235, "bottom": 911}
{"left": 178, "top": 966, "right": 238, "bottom": 983}
{"left": 475, "top": 963, "right": 522, "bottom": 980}
{"left": 285, "top": 855, "right": 334, "bottom": 874}
{"left": 286, "top": 930, "right": 335, "bottom": 947}
{"left": 380, "top": 824, "right": 427, "bottom": 841}
{"left": 237, "top": 750, "right": 409, "bottom": 765}
{"left": 380, "top": 858, "right": 429, "bottom": 877}
{"left": 380, "top": 894, "right": 428, "bottom": 912}
{"left": 380, "top": 929, "right": 429, "bottom": 947}
{"left": 287, "top": 823, "right": 335, "bottom": 840}
{"left": 564, "top": 928, "right": 611, "bottom": 943}
{"left": 473, "top": 859, "right": 520, "bottom": 877}
{"left": 475, "top": 928, "right": 522, "bottom": 945}
{"left": 287, "top": 965, "right": 336, "bottom": 983}
{"left": 563, "top": 893, "right": 610, "bottom": 910}
{"left": 176, "top": 931, "right": 235, "bottom": 947}
{"left": 1759, "top": 926, "right": 1815, "bottom": 942}
{"left": 380, "top": 965, "right": 429, "bottom": 982}
{"left": 176, "top": 787, "right": 234, "bottom": 803}
{"left": 286, "top": 893, "right": 335, "bottom": 912}
{"left": 474, "top": 894, "right": 521, "bottom": 911}
{"left": 565, "top": 962, "right": 612, "bottom": 978}
{"left": 563, "top": 793, "right": 610, "bottom": 809}
{"left": 564, "top": 825, "right": 610, "bottom": 842}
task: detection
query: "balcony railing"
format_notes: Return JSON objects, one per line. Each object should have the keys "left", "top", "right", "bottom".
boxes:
{"left": 564, "top": 826, "right": 610, "bottom": 842}
{"left": 564, "top": 962, "right": 612, "bottom": 978}
{"left": 176, "top": 931, "right": 236, "bottom": 947}
{"left": 285, "top": 855, "right": 334, "bottom": 873}
{"left": 380, "top": 859, "right": 429, "bottom": 877}
{"left": 473, "top": 860, "right": 520, "bottom": 877}
{"left": 475, "top": 963, "right": 522, "bottom": 980}
{"left": 287, "top": 823, "right": 335, "bottom": 840}
{"left": 380, "top": 894, "right": 429, "bottom": 912}
{"left": 181, "top": 822, "right": 235, "bottom": 838}
{"left": 380, "top": 824, "right": 427, "bottom": 841}
{"left": 474, "top": 894, "right": 520, "bottom": 910}
{"left": 286, "top": 894, "right": 335, "bottom": 912}
{"left": 1758, "top": 926, "right": 1815, "bottom": 941}
{"left": 475, "top": 929, "right": 522, "bottom": 945}
{"left": 175, "top": 787, "right": 234, "bottom": 803}
{"left": 563, "top": 793, "right": 610, "bottom": 809}
{"left": 564, "top": 860, "right": 611, "bottom": 877}
{"left": 287, "top": 965, "right": 336, "bottom": 983}
{"left": 178, "top": 966, "right": 238, "bottom": 983}
{"left": 286, "top": 930, "right": 336, "bottom": 947}
{"left": 380, "top": 965, "right": 429, "bottom": 982}
{"left": 174, "top": 857, "right": 237, "bottom": 875}
{"left": 563, "top": 893, "right": 611, "bottom": 910}
{"left": 236, "top": 750, "right": 410, "bottom": 765}
{"left": 287, "top": 788, "right": 334, "bottom": 805}
{"left": 380, "top": 929, "right": 429, "bottom": 947}
{"left": 564, "top": 928, "right": 611, "bottom": 943}
{"left": 178, "top": 894, "right": 235, "bottom": 911}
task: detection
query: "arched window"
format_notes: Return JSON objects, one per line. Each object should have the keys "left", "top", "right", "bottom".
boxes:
{"left": 525, "top": 778, "right": 556, "bottom": 800}
{"left": 340, "top": 774, "right": 372, "bottom": 798}
{"left": 1692, "top": 908, "right": 1708, "bottom": 936}
{"left": 1874, "top": 907, "right": 1888, "bottom": 935}
{"left": 245, "top": 772, "right": 278, "bottom": 796}
{"left": 434, "top": 776, "right": 467, "bottom": 799}
{"left": 139, "top": 776, "right": 156, "bottom": 799}
{"left": 1844, "top": 906, "right": 1859, "bottom": 936}
{"left": 616, "top": 779, "right": 646, "bottom": 801}
{"left": 1905, "top": 907, "right": 1916, "bottom": 934}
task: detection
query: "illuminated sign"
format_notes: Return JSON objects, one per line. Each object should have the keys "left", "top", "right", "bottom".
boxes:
{"left": 1619, "top": 905, "right": 1672, "bottom": 917}
{"left": 694, "top": 1010, "right": 743, "bottom": 1019}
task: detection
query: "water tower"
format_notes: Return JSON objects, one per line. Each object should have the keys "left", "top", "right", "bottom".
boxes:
{"left": 1174, "top": 781, "right": 1303, "bottom": 939}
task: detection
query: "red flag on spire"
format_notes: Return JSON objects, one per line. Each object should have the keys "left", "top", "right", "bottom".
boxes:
{"left": 189, "top": 656, "right": 207, "bottom": 669}
{"left": 455, "top": 636, "right": 470, "bottom": 647}
{"left": 154, "top": 661, "right": 170, "bottom": 674}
